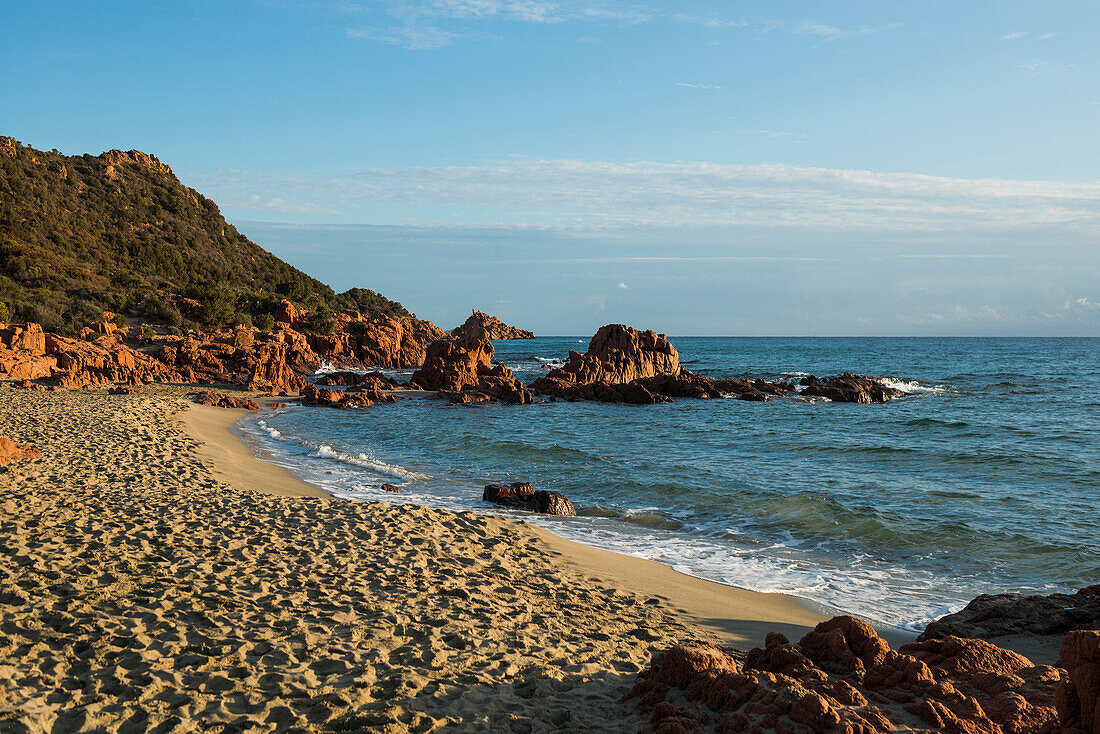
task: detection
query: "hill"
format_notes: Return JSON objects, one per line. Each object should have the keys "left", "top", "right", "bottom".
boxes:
{"left": 0, "top": 137, "right": 406, "bottom": 334}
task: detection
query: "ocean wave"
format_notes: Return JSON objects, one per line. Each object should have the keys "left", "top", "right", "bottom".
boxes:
{"left": 880, "top": 378, "right": 951, "bottom": 394}
{"left": 310, "top": 445, "right": 432, "bottom": 481}
{"left": 313, "top": 360, "right": 338, "bottom": 375}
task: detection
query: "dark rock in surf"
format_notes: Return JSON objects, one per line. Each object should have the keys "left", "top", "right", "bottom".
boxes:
{"left": 919, "top": 585, "right": 1100, "bottom": 642}
{"left": 483, "top": 482, "right": 576, "bottom": 516}
{"left": 799, "top": 373, "right": 906, "bottom": 404}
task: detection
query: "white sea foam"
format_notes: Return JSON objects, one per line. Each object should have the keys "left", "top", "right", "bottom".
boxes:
{"left": 880, "top": 378, "right": 950, "bottom": 394}
{"left": 313, "top": 360, "right": 338, "bottom": 375}
{"left": 310, "top": 445, "right": 432, "bottom": 481}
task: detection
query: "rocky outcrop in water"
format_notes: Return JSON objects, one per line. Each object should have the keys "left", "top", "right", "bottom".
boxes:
{"left": 629, "top": 615, "right": 1070, "bottom": 734}
{"left": 452, "top": 310, "right": 536, "bottom": 340}
{"left": 539, "top": 324, "right": 680, "bottom": 386}
{"left": 482, "top": 482, "right": 576, "bottom": 516}
{"left": 532, "top": 324, "right": 906, "bottom": 405}
{"left": 920, "top": 586, "right": 1100, "bottom": 642}
{"left": 300, "top": 384, "right": 395, "bottom": 409}
{"left": 0, "top": 436, "right": 41, "bottom": 466}
{"left": 410, "top": 328, "right": 532, "bottom": 404}
{"left": 800, "top": 373, "right": 906, "bottom": 404}
{"left": 316, "top": 371, "right": 399, "bottom": 390}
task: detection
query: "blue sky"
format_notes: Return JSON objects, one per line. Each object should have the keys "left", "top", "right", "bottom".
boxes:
{"left": 4, "top": 1, "right": 1099, "bottom": 335}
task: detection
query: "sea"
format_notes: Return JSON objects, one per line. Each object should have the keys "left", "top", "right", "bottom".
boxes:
{"left": 236, "top": 337, "right": 1100, "bottom": 632}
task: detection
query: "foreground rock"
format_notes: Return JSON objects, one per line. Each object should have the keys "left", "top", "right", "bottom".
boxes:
{"left": 452, "top": 310, "right": 536, "bottom": 340}
{"left": 629, "top": 615, "right": 1072, "bottom": 733}
{"left": 921, "top": 586, "right": 1100, "bottom": 642}
{"left": 0, "top": 436, "right": 41, "bottom": 465}
{"left": 483, "top": 482, "right": 576, "bottom": 516}
{"left": 410, "top": 328, "right": 532, "bottom": 404}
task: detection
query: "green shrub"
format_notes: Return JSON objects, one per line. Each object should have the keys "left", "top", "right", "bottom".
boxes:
{"left": 255, "top": 313, "right": 275, "bottom": 332}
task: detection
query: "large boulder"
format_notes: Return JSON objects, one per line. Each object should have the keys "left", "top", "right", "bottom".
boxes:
{"left": 452, "top": 310, "right": 535, "bottom": 340}
{"left": 537, "top": 324, "right": 680, "bottom": 386}
{"left": 191, "top": 391, "right": 265, "bottom": 410}
{"left": 629, "top": 615, "right": 1069, "bottom": 734}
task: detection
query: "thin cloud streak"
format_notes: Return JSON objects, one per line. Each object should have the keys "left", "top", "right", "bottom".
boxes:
{"left": 186, "top": 159, "right": 1100, "bottom": 232}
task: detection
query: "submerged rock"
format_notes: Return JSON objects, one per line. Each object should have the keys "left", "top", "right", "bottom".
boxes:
{"left": 482, "top": 482, "right": 576, "bottom": 516}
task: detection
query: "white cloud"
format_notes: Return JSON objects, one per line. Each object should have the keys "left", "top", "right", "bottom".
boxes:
{"left": 338, "top": 2, "right": 896, "bottom": 49}
{"left": 1037, "top": 32, "right": 1057, "bottom": 40}
{"left": 1016, "top": 58, "right": 1073, "bottom": 74}
{"left": 617, "top": 282, "right": 628, "bottom": 289}
{"left": 999, "top": 31, "right": 1029, "bottom": 41}
{"left": 676, "top": 82, "right": 721, "bottom": 90}
{"left": 185, "top": 159, "right": 1100, "bottom": 232}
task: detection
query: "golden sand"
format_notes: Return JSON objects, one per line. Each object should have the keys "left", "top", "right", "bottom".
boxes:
{"left": 0, "top": 385, "right": 834, "bottom": 733}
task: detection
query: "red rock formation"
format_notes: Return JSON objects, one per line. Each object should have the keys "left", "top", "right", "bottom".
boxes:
{"left": 0, "top": 323, "right": 56, "bottom": 379}
{"left": 191, "top": 391, "right": 265, "bottom": 410}
{"left": 410, "top": 330, "right": 532, "bottom": 404}
{"left": 452, "top": 310, "right": 536, "bottom": 340}
{"left": 0, "top": 436, "right": 41, "bottom": 465}
{"left": 317, "top": 370, "right": 399, "bottom": 390}
{"left": 539, "top": 324, "right": 680, "bottom": 386}
{"left": 482, "top": 482, "right": 576, "bottom": 516}
{"left": 300, "top": 384, "right": 395, "bottom": 409}
{"left": 921, "top": 586, "right": 1100, "bottom": 642}
{"left": 629, "top": 615, "right": 1071, "bottom": 734}
{"left": 46, "top": 333, "right": 177, "bottom": 388}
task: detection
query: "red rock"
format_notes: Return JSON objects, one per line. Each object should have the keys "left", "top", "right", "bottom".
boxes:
{"left": 1057, "top": 631, "right": 1100, "bottom": 734}
{"left": 380, "top": 483, "right": 403, "bottom": 493}
{"left": 274, "top": 299, "right": 299, "bottom": 326}
{"left": 108, "top": 385, "right": 143, "bottom": 394}
{"left": 0, "top": 436, "right": 41, "bottom": 465}
{"left": 538, "top": 324, "right": 680, "bottom": 386}
{"left": 410, "top": 332, "right": 531, "bottom": 404}
{"left": 191, "top": 391, "right": 264, "bottom": 410}
{"left": 452, "top": 310, "right": 536, "bottom": 340}
{"left": 629, "top": 615, "right": 1070, "bottom": 734}
{"left": 300, "top": 384, "right": 392, "bottom": 409}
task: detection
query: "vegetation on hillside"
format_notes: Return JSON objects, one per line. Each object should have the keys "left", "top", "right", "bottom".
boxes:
{"left": 0, "top": 137, "right": 408, "bottom": 334}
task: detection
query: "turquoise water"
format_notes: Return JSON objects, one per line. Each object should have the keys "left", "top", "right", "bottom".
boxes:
{"left": 237, "top": 337, "right": 1100, "bottom": 630}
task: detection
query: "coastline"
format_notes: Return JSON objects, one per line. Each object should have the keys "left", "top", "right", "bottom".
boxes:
{"left": 182, "top": 394, "right": 917, "bottom": 650}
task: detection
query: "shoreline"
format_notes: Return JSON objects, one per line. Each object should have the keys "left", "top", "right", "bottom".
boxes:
{"left": 182, "top": 399, "right": 917, "bottom": 650}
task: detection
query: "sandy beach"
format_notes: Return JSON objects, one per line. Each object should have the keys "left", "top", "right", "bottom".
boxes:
{"left": 0, "top": 384, "right": 842, "bottom": 733}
